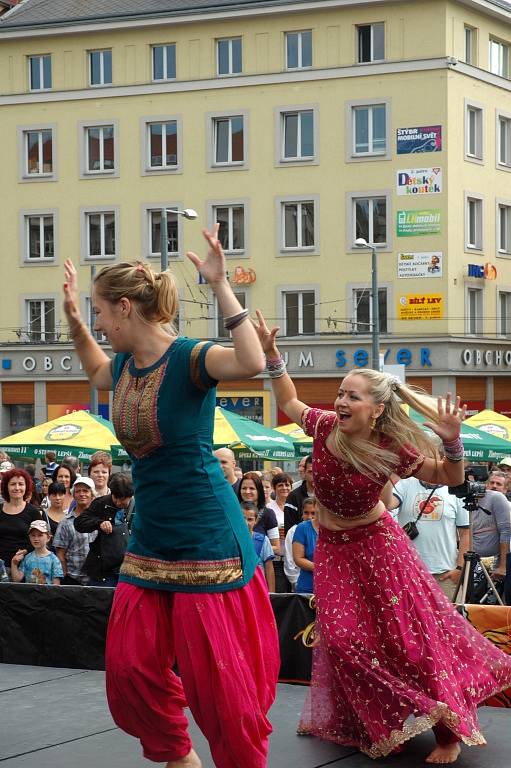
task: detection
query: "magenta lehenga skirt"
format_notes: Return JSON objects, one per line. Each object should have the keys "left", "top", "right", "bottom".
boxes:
{"left": 298, "top": 511, "right": 511, "bottom": 758}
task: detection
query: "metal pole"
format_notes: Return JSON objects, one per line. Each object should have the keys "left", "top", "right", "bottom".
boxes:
{"left": 160, "top": 208, "right": 168, "bottom": 271}
{"left": 371, "top": 246, "right": 380, "bottom": 371}
{"left": 89, "top": 265, "right": 99, "bottom": 415}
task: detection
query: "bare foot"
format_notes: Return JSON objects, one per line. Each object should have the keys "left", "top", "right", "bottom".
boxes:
{"left": 165, "top": 748, "right": 202, "bottom": 768}
{"left": 425, "top": 743, "right": 461, "bottom": 764}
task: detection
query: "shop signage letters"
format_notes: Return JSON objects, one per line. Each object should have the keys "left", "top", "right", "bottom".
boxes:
{"left": 335, "top": 347, "right": 432, "bottom": 368}
{"left": 22, "top": 355, "right": 80, "bottom": 372}
{"left": 462, "top": 348, "right": 511, "bottom": 367}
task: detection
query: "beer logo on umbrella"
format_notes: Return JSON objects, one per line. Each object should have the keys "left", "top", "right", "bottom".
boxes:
{"left": 45, "top": 424, "right": 82, "bottom": 441}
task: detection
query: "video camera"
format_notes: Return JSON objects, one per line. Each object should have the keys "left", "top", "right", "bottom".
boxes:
{"left": 448, "top": 469, "right": 487, "bottom": 511}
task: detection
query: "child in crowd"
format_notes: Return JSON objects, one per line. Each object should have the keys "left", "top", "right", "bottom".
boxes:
{"left": 10, "top": 520, "right": 63, "bottom": 585}
{"left": 284, "top": 497, "right": 317, "bottom": 590}
{"left": 241, "top": 500, "right": 275, "bottom": 592}
{"left": 292, "top": 496, "right": 319, "bottom": 594}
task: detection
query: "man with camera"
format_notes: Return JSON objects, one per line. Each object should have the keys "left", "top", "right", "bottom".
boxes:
{"left": 469, "top": 476, "right": 511, "bottom": 585}
{"left": 389, "top": 478, "right": 469, "bottom": 600}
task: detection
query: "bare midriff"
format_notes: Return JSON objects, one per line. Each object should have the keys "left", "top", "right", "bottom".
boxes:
{"left": 316, "top": 500, "right": 385, "bottom": 531}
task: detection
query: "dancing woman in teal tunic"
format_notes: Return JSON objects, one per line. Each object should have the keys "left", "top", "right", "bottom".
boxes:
{"left": 63, "top": 227, "right": 280, "bottom": 768}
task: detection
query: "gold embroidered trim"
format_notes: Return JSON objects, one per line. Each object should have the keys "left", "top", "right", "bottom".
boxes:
{"left": 121, "top": 553, "right": 243, "bottom": 585}
{"left": 112, "top": 358, "right": 166, "bottom": 458}
{"left": 401, "top": 452, "right": 425, "bottom": 478}
{"left": 189, "top": 341, "right": 209, "bottom": 391}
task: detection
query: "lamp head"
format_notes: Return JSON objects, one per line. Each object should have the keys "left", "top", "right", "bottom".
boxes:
{"left": 354, "top": 237, "right": 369, "bottom": 248}
{"left": 182, "top": 208, "right": 198, "bottom": 220}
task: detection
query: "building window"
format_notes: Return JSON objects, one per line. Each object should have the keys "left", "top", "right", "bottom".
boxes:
{"left": 152, "top": 44, "right": 176, "bottom": 81}
{"left": 213, "top": 205, "right": 245, "bottom": 252}
{"left": 352, "top": 104, "right": 386, "bottom": 156}
{"left": 29, "top": 55, "right": 51, "bottom": 91}
{"left": 497, "top": 114, "right": 511, "bottom": 168}
{"left": 282, "top": 201, "right": 315, "bottom": 250}
{"left": 26, "top": 299, "right": 56, "bottom": 342}
{"left": 25, "top": 215, "right": 55, "bottom": 262}
{"left": 466, "top": 287, "right": 483, "bottom": 335}
{"left": 217, "top": 37, "right": 242, "bottom": 75}
{"left": 465, "top": 26, "right": 476, "bottom": 64}
{"left": 216, "top": 292, "right": 246, "bottom": 338}
{"left": 24, "top": 129, "right": 52, "bottom": 176}
{"left": 498, "top": 203, "right": 511, "bottom": 254}
{"left": 85, "top": 125, "right": 114, "bottom": 173}
{"left": 281, "top": 110, "right": 314, "bottom": 161}
{"left": 357, "top": 23, "right": 384, "bottom": 63}
{"left": 86, "top": 212, "right": 116, "bottom": 259}
{"left": 353, "top": 196, "right": 387, "bottom": 246}
{"left": 489, "top": 38, "right": 509, "bottom": 78}
{"left": 213, "top": 116, "right": 244, "bottom": 165}
{"left": 466, "top": 196, "right": 483, "bottom": 250}
{"left": 465, "top": 103, "right": 483, "bottom": 161}
{"left": 89, "top": 49, "right": 112, "bottom": 86}
{"left": 353, "top": 287, "right": 387, "bottom": 333}
{"left": 498, "top": 291, "right": 511, "bottom": 336}
{"left": 283, "top": 291, "right": 316, "bottom": 336}
{"left": 285, "top": 30, "right": 312, "bottom": 69}
{"left": 148, "top": 121, "right": 178, "bottom": 169}
{"left": 9, "top": 404, "right": 34, "bottom": 434}
{"left": 148, "top": 209, "right": 179, "bottom": 257}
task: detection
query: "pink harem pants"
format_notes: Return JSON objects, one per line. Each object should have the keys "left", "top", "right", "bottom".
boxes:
{"left": 106, "top": 568, "right": 280, "bottom": 767}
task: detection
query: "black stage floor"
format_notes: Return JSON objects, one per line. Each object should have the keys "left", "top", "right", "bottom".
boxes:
{"left": 0, "top": 664, "right": 509, "bottom": 767}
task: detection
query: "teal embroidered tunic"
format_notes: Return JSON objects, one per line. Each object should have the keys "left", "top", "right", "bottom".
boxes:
{"left": 112, "top": 337, "right": 257, "bottom": 593}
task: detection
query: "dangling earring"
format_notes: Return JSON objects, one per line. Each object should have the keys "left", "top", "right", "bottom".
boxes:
{"left": 114, "top": 325, "right": 120, "bottom": 331}
{"left": 370, "top": 416, "right": 377, "bottom": 430}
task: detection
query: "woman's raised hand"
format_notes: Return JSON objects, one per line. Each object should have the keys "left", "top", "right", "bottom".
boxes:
{"left": 63, "top": 259, "right": 80, "bottom": 321}
{"left": 423, "top": 393, "right": 466, "bottom": 443}
{"left": 187, "top": 225, "right": 227, "bottom": 286}
{"left": 253, "top": 310, "right": 280, "bottom": 357}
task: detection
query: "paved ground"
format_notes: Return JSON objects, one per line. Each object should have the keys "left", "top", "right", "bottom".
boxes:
{"left": 0, "top": 664, "right": 509, "bottom": 767}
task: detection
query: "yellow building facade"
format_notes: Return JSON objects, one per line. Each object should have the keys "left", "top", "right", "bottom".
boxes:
{"left": 0, "top": 0, "right": 511, "bottom": 435}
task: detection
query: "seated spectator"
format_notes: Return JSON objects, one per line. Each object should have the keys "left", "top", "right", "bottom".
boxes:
{"left": 42, "top": 451, "right": 58, "bottom": 479}
{"left": 292, "top": 497, "right": 319, "bottom": 594}
{"left": 53, "top": 477, "right": 97, "bottom": 585}
{"left": 43, "top": 482, "right": 67, "bottom": 537}
{"left": 51, "top": 464, "right": 76, "bottom": 512}
{"left": 284, "top": 498, "right": 317, "bottom": 591}
{"left": 75, "top": 472, "right": 133, "bottom": 587}
{"left": 87, "top": 451, "right": 112, "bottom": 497}
{"left": 237, "top": 472, "right": 279, "bottom": 555}
{"left": 241, "top": 500, "right": 275, "bottom": 592}
{"left": 0, "top": 468, "right": 42, "bottom": 580}
{"left": 10, "top": 520, "right": 63, "bottom": 585}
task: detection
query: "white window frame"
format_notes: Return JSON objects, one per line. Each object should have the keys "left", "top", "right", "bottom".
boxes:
{"left": 80, "top": 206, "right": 119, "bottom": 264}
{"left": 216, "top": 37, "right": 242, "bottom": 76}
{"left": 28, "top": 54, "right": 51, "bottom": 91}
{"left": 275, "top": 195, "right": 320, "bottom": 255}
{"left": 151, "top": 43, "right": 176, "bottom": 82}
{"left": 464, "top": 192, "right": 484, "bottom": 252}
{"left": 349, "top": 282, "right": 391, "bottom": 335}
{"left": 19, "top": 208, "right": 58, "bottom": 266}
{"left": 212, "top": 290, "right": 248, "bottom": 339}
{"left": 489, "top": 37, "right": 509, "bottom": 78}
{"left": 207, "top": 110, "right": 249, "bottom": 171}
{"left": 346, "top": 98, "right": 390, "bottom": 162}
{"left": 464, "top": 26, "right": 476, "bottom": 65}
{"left": 208, "top": 200, "right": 248, "bottom": 256}
{"left": 275, "top": 104, "right": 318, "bottom": 165}
{"left": 21, "top": 295, "right": 59, "bottom": 343}
{"left": 83, "top": 295, "right": 108, "bottom": 342}
{"left": 465, "top": 100, "right": 484, "bottom": 163}
{"left": 497, "top": 199, "right": 511, "bottom": 256}
{"left": 278, "top": 286, "right": 318, "bottom": 337}
{"left": 356, "top": 22, "right": 385, "bottom": 64}
{"left": 285, "top": 30, "right": 313, "bottom": 70}
{"left": 346, "top": 190, "right": 392, "bottom": 252}
{"left": 140, "top": 115, "right": 183, "bottom": 176}
{"left": 496, "top": 110, "right": 511, "bottom": 171}
{"left": 79, "top": 120, "right": 119, "bottom": 178}
{"left": 140, "top": 202, "right": 183, "bottom": 261}
{"left": 497, "top": 288, "right": 511, "bottom": 337}
{"left": 17, "top": 124, "right": 57, "bottom": 182}
{"left": 89, "top": 49, "right": 112, "bottom": 87}
{"left": 465, "top": 285, "right": 484, "bottom": 336}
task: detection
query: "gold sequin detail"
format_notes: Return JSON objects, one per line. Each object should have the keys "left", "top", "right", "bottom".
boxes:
{"left": 121, "top": 552, "right": 243, "bottom": 586}
{"left": 189, "top": 341, "right": 210, "bottom": 391}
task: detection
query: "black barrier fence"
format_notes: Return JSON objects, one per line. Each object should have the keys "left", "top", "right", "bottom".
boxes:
{"left": 0, "top": 584, "right": 315, "bottom": 682}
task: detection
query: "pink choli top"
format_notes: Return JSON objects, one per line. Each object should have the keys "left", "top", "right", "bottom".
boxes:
{"left": 302, "top": 408, "right": 425, "bottom": 520}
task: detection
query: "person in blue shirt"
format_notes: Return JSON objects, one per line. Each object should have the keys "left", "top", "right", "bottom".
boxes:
{"left": 241, "top": 501, "right": 275, "bottom": 592}
{"left": 292, "top": 497, "right": 319, "bottom": 593}
{"left": 10, "top": 519, "right": 63, "bottom": 585}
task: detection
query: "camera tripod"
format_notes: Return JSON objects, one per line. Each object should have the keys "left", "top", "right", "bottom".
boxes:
{"left": 452, "top": 550, "right": 504, "bottom": 605}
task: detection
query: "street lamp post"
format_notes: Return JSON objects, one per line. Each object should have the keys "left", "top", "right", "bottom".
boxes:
{"left": 160, "top": 207, "right": 198, "bottom": 271}
{"left": 354, "top": 237, "right": 380, "bottom": 371}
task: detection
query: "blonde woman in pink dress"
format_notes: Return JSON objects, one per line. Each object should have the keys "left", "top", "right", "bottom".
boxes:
{"left": 255, "top": 310, "right": 511, "bottom": 765}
